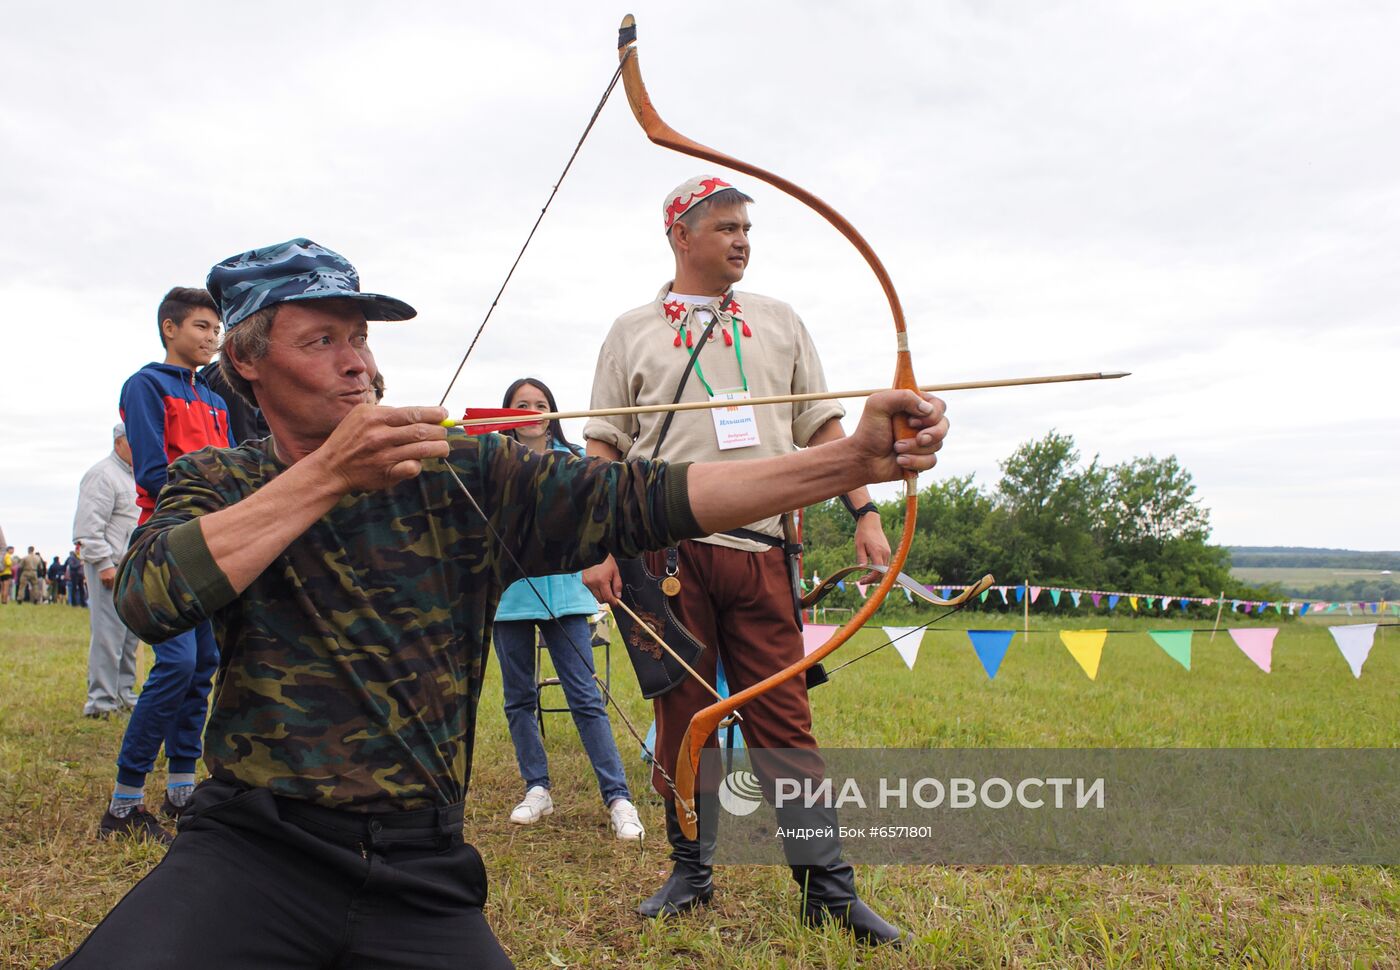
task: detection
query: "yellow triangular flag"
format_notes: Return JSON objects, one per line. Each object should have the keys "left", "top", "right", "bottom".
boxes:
{"left": 1129, "top": 596, "right": 1139, "bottom": 611}
{"left": 1060, "top": 629, "right": 1108, "bottom": 680}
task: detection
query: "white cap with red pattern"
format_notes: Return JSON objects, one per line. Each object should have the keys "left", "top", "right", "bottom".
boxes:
{"left": 662, "top": 175, "right": 747, "bottom": 233}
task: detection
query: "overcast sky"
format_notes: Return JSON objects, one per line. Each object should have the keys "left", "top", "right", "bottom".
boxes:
{"left": 1, "top": 1, "right": 1396, "bottom": 562}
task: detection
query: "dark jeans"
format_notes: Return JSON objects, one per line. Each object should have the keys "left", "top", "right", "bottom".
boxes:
{"left": 115, "top": 621, "right": 218, "bottom": 785}
{"left": 495, "top": 615, "right": 631, "bottom": 805}
{"left": 54, "top": 780, "right": 514, "bottom": 969}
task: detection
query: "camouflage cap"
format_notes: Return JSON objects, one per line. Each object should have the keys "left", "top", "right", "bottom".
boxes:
{"left": 207, "top": 237, "right": 416, "bottom": 329}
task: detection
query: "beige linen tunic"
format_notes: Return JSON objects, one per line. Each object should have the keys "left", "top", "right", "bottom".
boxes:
{"left": 585, "top": 283, "right": 844, "bottom": 552}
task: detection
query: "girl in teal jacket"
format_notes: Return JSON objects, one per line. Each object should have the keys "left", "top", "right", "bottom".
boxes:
{"left": 493, "top": 378, "right": 643, "bottom": 841}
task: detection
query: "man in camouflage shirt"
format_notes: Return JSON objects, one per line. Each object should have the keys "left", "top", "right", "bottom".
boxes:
{"left": 53, "top": 238, "right": 949, "bottom": 969}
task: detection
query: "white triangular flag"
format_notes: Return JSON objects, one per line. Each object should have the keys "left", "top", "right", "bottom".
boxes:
{"left": 1328, "top": 624, "right": 1378, "bottom": 678}
{"left": 882, "top": 626, "right": 927, "bottom": 670}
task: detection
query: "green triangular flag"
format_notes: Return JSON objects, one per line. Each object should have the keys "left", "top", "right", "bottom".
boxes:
{"left": 979, "top": 589, "right": 989, "bottom": 603}
{"left": 1049, "top": 588, "right": 1062, "bottom": 606}
{"left": 1148, "top": 630, "right": 1192, "bottom": 670}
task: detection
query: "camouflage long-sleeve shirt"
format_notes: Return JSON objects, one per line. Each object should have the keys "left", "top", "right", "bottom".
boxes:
{"left": 116, "top": 433, "right": 700, "bottom": 811}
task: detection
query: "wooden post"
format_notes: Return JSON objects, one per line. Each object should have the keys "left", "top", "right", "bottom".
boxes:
{"left": 1023, "top": 580, "right": 1031, "bottom": 644}
{"left": 1210, "top": 590, "right": 1226, "bottom": 641}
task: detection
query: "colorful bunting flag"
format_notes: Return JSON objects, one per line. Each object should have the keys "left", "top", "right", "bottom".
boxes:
{"left": 1228, "top": 628, "right": 1278, "bottom": 672}
{"left": 1071, "top": 591, "right": 1082, "bottom": 607}
{"left": 855, "top": 582, "right": 868, "bottom": 599}
{"left": 1060, "top": 629, "right": 1108, "bottom": 680}
{"left": 1129, "top": 596, "right": 1139, "bottom": 611}
{"left": 801, "top": 624, "right": 838, "bottom": 657}
{"left": 1050, "top": 589, "right": 1062, "bottom": 606}
{"left": 998, "top": 587, "right": 1010, "bottom": 604}
{"left": 1091, "top": 593, "right": 1101, "bottom": 608}
{"left": 978, "top": 589, "right": 989, "bottom": 603}
{"left": 1015, "top": 585, "right": 1026, "bottom": 603}
{"left": 882, "top": 626, "right": 927, "bottom": 670}
{"left": 967, "top": 629, "right": 1015, "bottom": 679}
{"left": 1108, "top": 595, "right": 1120, "bottom": 611}
{"left": 1148, "top": 630, "right": 1192, "bottom": 670}
{"left": 1030, "top": 586, "right": 1042, "bottom": 603}
{"left": 941, "top": 587, "right": 953, "bottom": 600}
{"left": 1328, "top": 624, "right": 1378, "bottom": 678}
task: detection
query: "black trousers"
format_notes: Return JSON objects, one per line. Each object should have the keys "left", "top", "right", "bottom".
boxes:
{"left": 54, "top": 781, "right": 514, "bottom": 969}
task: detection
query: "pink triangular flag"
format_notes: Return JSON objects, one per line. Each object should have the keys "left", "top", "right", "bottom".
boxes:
{"left": 801, "top": 624, "right": 839, "bottom": 656}
{"left": 855, "top": 582, "right": 868, "bottom": 599}
{"left": 1030, "top": 586, "right": 1042, "bottom": 603}
{"left": 1228, "top": 628, "right": 1278, "bottom": 672}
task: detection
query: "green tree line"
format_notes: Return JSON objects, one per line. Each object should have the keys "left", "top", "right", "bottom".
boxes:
{"left": 1228, "top": 547, "right": 1400, "bottom": 570}
{"left": 802, "top": 432, "right": 1272, "bottom": 619}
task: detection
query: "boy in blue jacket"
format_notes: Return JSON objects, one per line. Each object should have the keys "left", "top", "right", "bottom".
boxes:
{"left": 103, "top": 286, "right": 234, "bottom": 841}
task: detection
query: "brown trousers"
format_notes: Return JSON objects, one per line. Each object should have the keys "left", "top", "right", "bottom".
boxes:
{"left": 646, "top": 540, "right": 819, "bottom": 799}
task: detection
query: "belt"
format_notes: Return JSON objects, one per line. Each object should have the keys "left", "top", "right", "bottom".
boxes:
{"left": 274, "top": 795, "right": 464, "bottom": 851}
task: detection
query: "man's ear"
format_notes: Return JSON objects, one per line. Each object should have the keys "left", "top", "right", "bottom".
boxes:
{"left": 670, "top": 221, "right": 690, "bottom": 255}
{"left": 223, "top": 342, "right": 259, "bottom": 382}
{"left": 161, "top": 317, "right": 180, "bottom": 343}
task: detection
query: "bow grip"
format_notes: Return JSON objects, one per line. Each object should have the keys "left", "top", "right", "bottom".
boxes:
{"left": 891, "top": 345, "right": 920, "bottom": 446}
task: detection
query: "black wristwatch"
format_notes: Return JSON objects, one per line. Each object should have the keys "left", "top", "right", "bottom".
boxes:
{"left": 840, "top": 495, "right": 880, "bottom": 522}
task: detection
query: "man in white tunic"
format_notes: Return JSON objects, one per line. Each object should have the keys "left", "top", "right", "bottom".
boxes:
{"left": 583, "top": 176, "right": 903, "bottom": 946}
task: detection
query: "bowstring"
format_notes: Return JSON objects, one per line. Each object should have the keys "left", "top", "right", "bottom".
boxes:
{"left": 430, "top": 57, "right": 689, "bottom": 812}
{"left": 437, "top": 59, "right": 627, "bottom": 408}
{"left": 443, "top": 454, "right": 691, "bottom": 815}
{"left": 820, "top": 602, "right": 965, "bottom": 678}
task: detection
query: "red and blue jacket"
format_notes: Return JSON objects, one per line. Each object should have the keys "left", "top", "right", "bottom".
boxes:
{"left": 120, "top": 362, "right": 235, "bottom": 524}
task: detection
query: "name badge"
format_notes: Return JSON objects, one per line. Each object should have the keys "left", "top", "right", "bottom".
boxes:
{"left": 710, "top": 388, "right": 760, "bottom": 450}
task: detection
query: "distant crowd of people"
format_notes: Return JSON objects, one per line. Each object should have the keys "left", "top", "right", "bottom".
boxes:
{"left": 0, "top": 536, "right": 88, "bottom": 606}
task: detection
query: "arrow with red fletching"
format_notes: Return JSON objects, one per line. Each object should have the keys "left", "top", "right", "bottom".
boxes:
{"left": 443, "top": 370, "right": 1130, "bottom": 435}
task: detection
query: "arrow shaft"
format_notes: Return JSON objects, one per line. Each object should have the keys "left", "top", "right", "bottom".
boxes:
{"left": 448, "top": 370, "right": 1129, "bottom": 430}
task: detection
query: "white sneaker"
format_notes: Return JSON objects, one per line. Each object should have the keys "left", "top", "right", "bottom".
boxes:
{"left": 609, "top": 798, "right": 645, "bottom": 841}
{"left": 509, "top": 786, "right": 553, "bottom": 825}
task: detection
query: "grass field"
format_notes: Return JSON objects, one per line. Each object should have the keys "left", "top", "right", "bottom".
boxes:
{"left": 1, "top": 604, "right": 1397, "bottom": 968}
{"left": 1231, "top": 566, "right": 1395, "bottom": 591}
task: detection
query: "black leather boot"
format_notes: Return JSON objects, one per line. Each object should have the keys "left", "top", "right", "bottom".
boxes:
{"left": 779, "top": 803, "right": 905, "bottom": 947}
{"left": 637, "top": 795, "right": 716, "bottom": 917}
{"left": 791, "top": 861, "right": 906, "bottom": 947}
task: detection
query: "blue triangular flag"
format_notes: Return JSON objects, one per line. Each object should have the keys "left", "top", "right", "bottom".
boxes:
{"left": 967, "top": 629, "right": 1015, "bottom": 679}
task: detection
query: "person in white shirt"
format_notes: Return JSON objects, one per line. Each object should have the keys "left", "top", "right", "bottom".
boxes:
{"left": 582, "top": 175, "right": 903, "bottom": 946}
